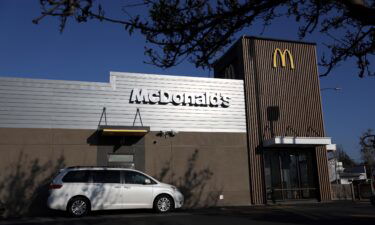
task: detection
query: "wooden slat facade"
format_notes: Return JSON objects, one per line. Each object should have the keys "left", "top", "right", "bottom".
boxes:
{"left": 214, "top": 36, "right": 331, "bottom": 204}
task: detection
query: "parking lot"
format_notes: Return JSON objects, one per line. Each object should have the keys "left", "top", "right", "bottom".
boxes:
{"left": 1, "top": 201, "right": 374, "bottom": 225}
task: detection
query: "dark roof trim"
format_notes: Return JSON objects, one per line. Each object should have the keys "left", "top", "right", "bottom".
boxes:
{"left": 242, "top": 36, "right": 317, "bottom": 46}
{"left": 213, "top": 38, "right": 243, "bottom": 67}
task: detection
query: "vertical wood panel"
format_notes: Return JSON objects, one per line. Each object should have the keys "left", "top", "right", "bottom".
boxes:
{"left": 246, "top": 37, "right": 331, "bottom": 203}
{"left": 241, "top": 38, "right": 266, "bottom": 204}
{"left": 215, "top": 36, "right": 332, "bottom": 204}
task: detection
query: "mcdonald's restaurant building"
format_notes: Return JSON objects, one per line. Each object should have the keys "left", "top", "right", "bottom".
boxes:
{"left": 0, "top": 37, "right": 335, "bottom": 208}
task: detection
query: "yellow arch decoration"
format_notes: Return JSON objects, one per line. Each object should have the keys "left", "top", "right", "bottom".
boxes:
{"left": 273, "top": 48, "right": 295, "bottom": 69}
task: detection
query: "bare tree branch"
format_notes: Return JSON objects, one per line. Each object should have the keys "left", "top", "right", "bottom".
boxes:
{"left": 33, "top": 0, "right": 375, "bottom": 78}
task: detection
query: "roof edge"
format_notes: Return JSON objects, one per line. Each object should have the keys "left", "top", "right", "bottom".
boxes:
{"left": 242, "top": 36, "right": 316, "bottom": 45}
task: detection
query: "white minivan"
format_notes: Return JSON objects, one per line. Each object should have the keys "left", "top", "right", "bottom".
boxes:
{"left": 47, "top": 167, "right": 184, "bottom": 216}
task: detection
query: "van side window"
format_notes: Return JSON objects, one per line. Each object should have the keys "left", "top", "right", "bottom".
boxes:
{"left": 124, "top": 171, "right": 155, "bottom": 184}
{"left": 62, "top": 170, "right": 90, "bottom": 183}
{"left": 92, "top": 170, "right": 121, "bottom": 183}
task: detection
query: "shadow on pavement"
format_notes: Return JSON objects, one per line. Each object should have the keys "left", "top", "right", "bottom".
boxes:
{"left": 206, "top": 202, "right": 375, "bottom": 225}
{"left": 2, "top": 196, "right": 375, "bottom": 225}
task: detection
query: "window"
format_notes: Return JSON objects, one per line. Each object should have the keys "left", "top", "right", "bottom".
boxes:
{"left": 264, "top": 150, "right": 317, "bottom": 201}
{"left": 124, "top": 171, "right": 155, "bottom": 185}
{"left": 92, "top": 170, "right": 121, "bottom": 184}
{"left": 62, "top": 170, "right": 90, "bottom": 183}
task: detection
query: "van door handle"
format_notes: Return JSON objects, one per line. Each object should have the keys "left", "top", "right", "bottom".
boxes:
{"left": 124, "top": 186, "right": 131, "bottom": 189}
{"left": 114, "top": 186, "right": 121, "bottom": 188}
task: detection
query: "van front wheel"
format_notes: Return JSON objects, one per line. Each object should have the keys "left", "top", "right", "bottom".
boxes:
{"left": 154, "top": 195, "right": 174, "bottom": 213}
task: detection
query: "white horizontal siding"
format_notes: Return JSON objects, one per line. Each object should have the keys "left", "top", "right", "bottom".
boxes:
{"left": 0, "top": 72, "right": 246, "bottom": 132}
{"left": 0, "top": 104, "right": 245, "bottom": 115}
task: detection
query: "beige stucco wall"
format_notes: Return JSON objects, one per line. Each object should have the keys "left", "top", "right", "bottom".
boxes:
{"left": 0, "top": 128, "right": 251, "bottom": 217}
{"left": 144, "top": 132, "right": 251, "bottom": 207}
{"left": 0, "top": 128, "right": 97, "bottom": 217}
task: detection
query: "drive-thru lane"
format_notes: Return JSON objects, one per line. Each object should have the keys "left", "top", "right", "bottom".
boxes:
{"left": 1, "top": 202, "right": 374, "bottom": 225}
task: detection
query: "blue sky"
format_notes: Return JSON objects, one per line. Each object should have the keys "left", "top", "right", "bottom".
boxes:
{"left": 0, "top": 1, "right": 374, "bottom": 162}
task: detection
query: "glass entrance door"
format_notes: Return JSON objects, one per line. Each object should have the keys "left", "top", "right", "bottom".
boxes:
{"left": 264, "top": 149, "right": 317, "bottom": 202}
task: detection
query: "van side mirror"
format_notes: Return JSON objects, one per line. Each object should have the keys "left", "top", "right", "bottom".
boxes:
{"left": 144, "top": 178, "right": 151, "bottom": 185}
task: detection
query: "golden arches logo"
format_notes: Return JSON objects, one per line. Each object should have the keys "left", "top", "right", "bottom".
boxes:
{"left": 273, "top": 48, "right": 295, "bottom": 69}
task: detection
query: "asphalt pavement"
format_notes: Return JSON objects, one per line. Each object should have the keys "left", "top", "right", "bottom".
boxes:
{"left": 1, "top": 201, "right": 374, "bottom": 225}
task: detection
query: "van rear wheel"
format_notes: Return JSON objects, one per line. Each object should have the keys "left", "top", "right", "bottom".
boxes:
{"left": 154, "top": 195, "right": 174, "bottom": 213}
{"left": 67, "top": 197, "right": 90, "bottom": 217}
